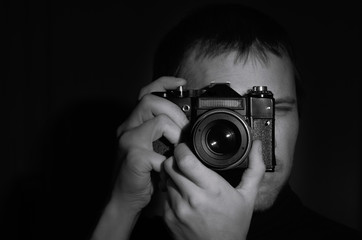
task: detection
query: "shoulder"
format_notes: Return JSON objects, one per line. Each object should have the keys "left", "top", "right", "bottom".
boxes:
{"left": 279, "top": 189, "right": 360, "bottom": 239}
{"left": 295, "top": 206, "right": 360, "bottom": 239}
{"left": 248, "top": 186, "right": 360, "bottom": 240}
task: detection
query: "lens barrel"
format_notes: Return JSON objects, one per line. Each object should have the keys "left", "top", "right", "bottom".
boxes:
{"left": 192, "top": 109, "right": 251, "bottom": 170}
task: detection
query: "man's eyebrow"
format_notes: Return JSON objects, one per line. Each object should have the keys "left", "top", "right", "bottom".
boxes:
{"left": 275, "top": 97, "right": 297, "bottom": 105}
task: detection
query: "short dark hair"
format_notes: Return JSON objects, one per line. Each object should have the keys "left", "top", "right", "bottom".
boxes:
{"left": 153, "top": 3, "right": 304, "bottom": 116}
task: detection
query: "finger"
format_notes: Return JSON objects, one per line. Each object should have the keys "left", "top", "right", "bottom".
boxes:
{"left": 235, "top": 140, "right": 266, "bottom": 198}
{"left": 116, "top": 148, "right": 166, "bottom": 195}
{"left": 166, "top": 178, "right": 186, "bottom": 213}
{"left": 165, "top": 178, "right": 191, "bottom": 225}
{"left": 164, "top": 197, "right": 177, "bottom": 226}
{"left": 122, "top": 148, "right": 166, "bottom": 175}
{"left": 173, "top": 143, "right": 221, "bottom": 189}
{"left": 138, "top": 77, "right": 186, "bottom": 100}
{"left": 163, "top": 156, "right": 199, "bottom": 197}
{"left": 119, "top": 114, "right": 182, "bottom": 151}
{"left": 118, "top": 94, "right": 189, "bottom": 136}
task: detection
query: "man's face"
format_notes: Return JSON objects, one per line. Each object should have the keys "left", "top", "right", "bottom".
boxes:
{"left": 179, "top": 50, "right": 299, "bottom": 211}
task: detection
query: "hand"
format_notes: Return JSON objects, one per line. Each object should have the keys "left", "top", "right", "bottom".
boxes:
{"left": 163, "top": 141, "right": 265, "bottom": 240}
{"left": 114, "top": 77, "right": 189, "bottom": 212}
{"left": 92, "top": 77, "right": 189, "bottom": 240}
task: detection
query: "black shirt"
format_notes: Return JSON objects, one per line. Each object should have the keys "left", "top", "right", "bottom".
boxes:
{"left": 131, "top": 185, "right": 360, "bottom": 240}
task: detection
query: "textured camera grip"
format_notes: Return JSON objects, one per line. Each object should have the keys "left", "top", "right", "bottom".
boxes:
{"left": 252, "top": 119, "right": 274, "bottom": 170}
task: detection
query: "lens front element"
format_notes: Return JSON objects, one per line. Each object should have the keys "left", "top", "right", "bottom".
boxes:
{"left": 206, "top": 120, "right": 241, "bottom": 156}
{"left": 192, "top": 109, "right": 252, "bottom": 170}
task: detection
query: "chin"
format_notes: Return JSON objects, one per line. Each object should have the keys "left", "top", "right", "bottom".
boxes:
{"left": 253, "top": 171, "right": 288, "bottom": 212}
{"left": 253, "top": 188, "right": 279, "bottom": 211}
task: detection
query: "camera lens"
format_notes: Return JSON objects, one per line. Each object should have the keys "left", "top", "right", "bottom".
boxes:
{"left": 192, "top": 109, "right": 251, "bottom": 170}
{"left": 206, "top": 120, "right": 241, "bottom": 156}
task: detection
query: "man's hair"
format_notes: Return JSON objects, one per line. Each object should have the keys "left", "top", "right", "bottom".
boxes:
{"left": 153, "top": 3, "right": 303, "bottom": 115}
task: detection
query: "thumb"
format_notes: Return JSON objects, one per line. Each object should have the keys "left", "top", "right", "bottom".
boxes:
{"left": 235, "top": 140, "right": 265, "bottom": 199}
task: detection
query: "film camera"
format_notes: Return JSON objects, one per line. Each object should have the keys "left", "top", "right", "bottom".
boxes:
{"left": 152, "top": 83, "right": 275, "bottom": 172}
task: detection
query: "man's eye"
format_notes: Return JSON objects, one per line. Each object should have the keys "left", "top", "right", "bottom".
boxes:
{"left": 276, "top": 106, "right": 293, "bottom": 111}
{"left": 275, "top": 105, "right": 294, "bottom": 115}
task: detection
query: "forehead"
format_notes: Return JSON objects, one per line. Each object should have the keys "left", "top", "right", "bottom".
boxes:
{"left": 180, "top": 51, "right": 296, "bottom": 99}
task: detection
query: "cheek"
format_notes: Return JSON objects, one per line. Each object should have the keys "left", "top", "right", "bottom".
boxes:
{"left": 274, "top": 114, "right": 299, "bottom": 167}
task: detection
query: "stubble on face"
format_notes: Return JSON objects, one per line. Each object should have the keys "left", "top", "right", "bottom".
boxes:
{"left": 179, "top": 50, "right": 299, "bottom": 211}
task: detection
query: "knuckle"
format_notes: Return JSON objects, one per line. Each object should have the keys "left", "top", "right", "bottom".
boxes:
{"left": 125, "top": 148, "right": 141, "bottom": 162}
{"left": 118, "top": 131, "right": 128, "bottom": 149}
{"left": 138, "top": 93, "right": 154, "bottom": 107}
{"left": 118, "top": 130, "right": 138, "bottom": 150}
{"left": 154, "top": 114, "right": 171, "bottom": 127}
{"left": 118, "top": 131, "right": 130, "bottom": 149}
{"left": 138, "top": 85, "right": 151, "bottom": 99}
{"left": 122, "top": 149, "right": 146, "bottom": 175}
{"left": 117, "top": 122, "right": 129, "bottom": 139}
{"left": 117, "top": 124, "right": 124, "bottom": 138}
{"left": 125, "top": 150, "right": 140, "bottom": 165}
{"left": 188, "top": 194, "right": 204, "bottom": 210}
{"left": 210, "top": 187, "right": 222, "bottom": 199}
{"left": 174, "top": 203, "right": 190, "bottom": 221}
{"left": 164, "top": 208, "right": 175, "bottom": 224}
{"left": 177, "top": 153, "right": 197, "bottom": 170}
{"left": 156, "top": 76, "right": 169, "bottom": 85}
{"left": 157, "top": 76, "right": 168, "bottom": 82}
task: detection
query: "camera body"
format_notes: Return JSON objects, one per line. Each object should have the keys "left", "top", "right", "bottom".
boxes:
{"left": 152, "top": 83, "right": 275, "bottom": 172}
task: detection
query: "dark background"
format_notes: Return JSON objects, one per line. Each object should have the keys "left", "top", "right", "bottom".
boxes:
{"left": 3, "top": 0, "right": 360, "bottom": 239}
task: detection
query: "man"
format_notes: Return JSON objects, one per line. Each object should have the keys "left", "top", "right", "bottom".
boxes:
{"left": 92, "top": 4, "right": 359, "bottom": 240}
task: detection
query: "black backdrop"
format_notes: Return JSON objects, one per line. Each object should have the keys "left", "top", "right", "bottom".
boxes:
{"left": 3, "top": 0, "right": 360, "bottom": 239}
